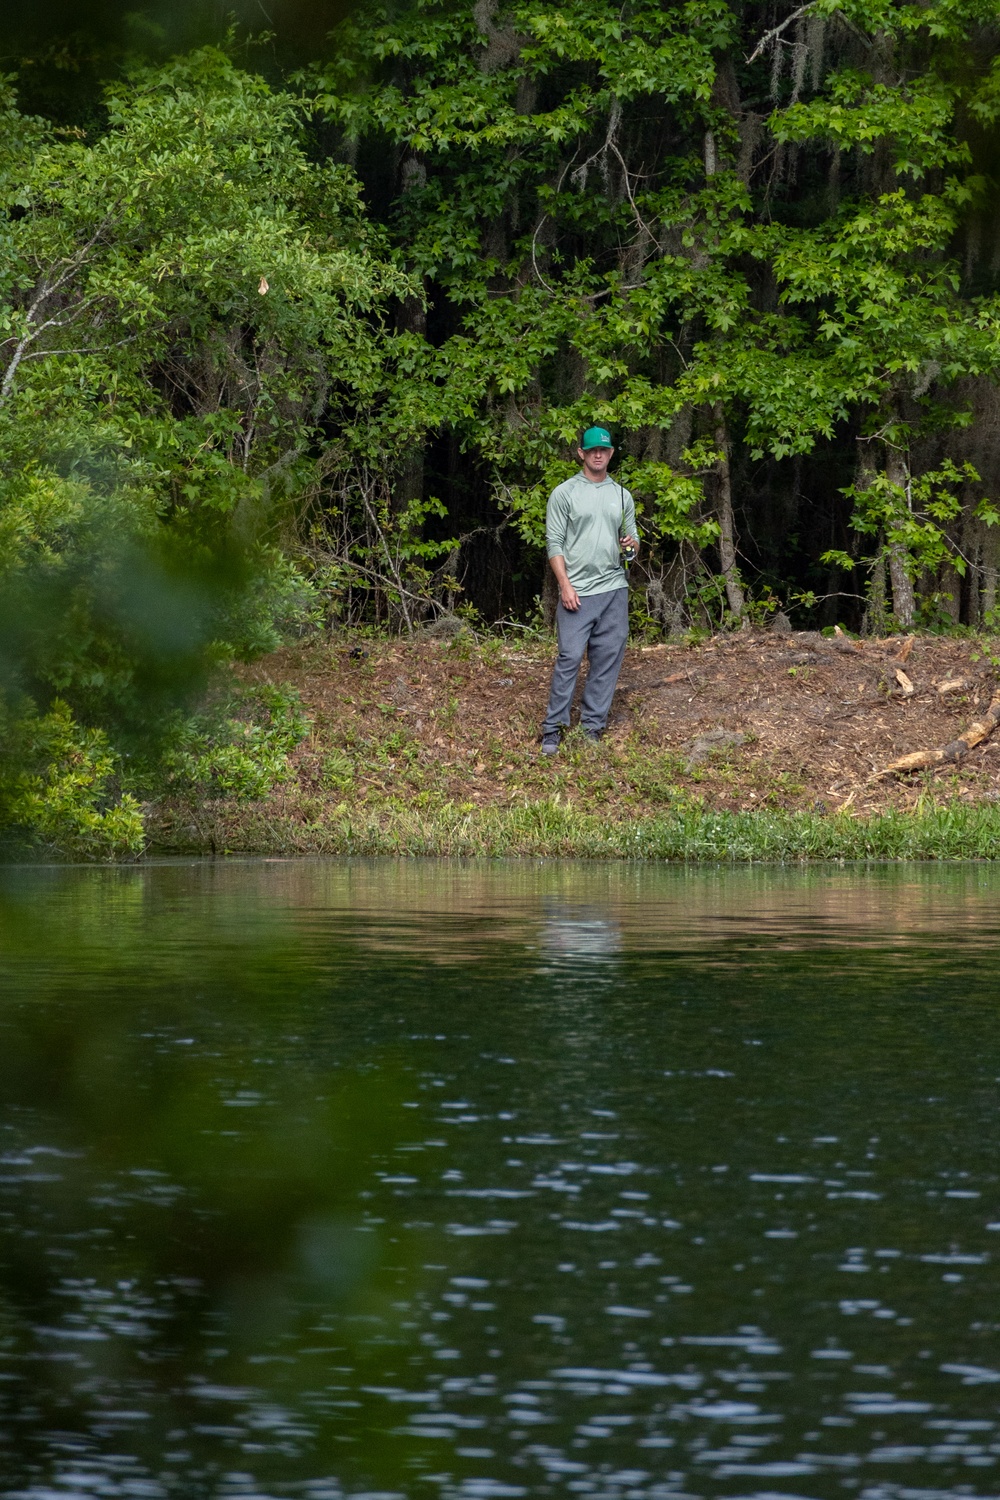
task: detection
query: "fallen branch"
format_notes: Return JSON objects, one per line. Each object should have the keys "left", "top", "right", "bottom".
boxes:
{"left": 876, "top": 692, "right": 1000, "bottom": 776}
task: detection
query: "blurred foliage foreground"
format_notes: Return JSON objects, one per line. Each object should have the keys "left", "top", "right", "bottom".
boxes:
{"left": 3, "top": 0, "right": 1000, "bottom": 855}
{"left": 0, "top": 865, "right": 421, "bottom": 1490}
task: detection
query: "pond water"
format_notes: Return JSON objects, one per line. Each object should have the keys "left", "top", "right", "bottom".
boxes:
{"left": 2, "top": 859, "right": 1000, "bottom": 1500}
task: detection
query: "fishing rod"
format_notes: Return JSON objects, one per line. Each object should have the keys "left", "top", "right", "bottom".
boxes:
{"left": 617, "top": 468, "right": 637, "bottom": 566}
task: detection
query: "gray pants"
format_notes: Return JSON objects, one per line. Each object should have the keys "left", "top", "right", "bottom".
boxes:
{"left": 542, "top": 588, "right": 629, "bottom": 735}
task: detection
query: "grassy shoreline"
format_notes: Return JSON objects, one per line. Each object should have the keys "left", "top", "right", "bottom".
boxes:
{"left": 17, "top": 629, "right": 1000, "bottom": 863}
{"left": 149, "top": 797, "right": 1000, "bottom": 862}
{"left": 144, "top": 626, "right": 1000, "bottom": 863}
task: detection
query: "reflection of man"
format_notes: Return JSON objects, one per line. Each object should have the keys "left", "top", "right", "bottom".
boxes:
{"left": 541, "top": 427, "right": 639, "bottom": 755}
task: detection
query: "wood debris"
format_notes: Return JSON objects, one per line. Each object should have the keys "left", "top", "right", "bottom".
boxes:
{"left": 877, "top": 691, "right": 1000, "bottom": 776}
{"left": 830, "top": 626, "right": 863, "bottom": 654}
{"left": 894, "top": 667, "right": 915, "bottom": 697}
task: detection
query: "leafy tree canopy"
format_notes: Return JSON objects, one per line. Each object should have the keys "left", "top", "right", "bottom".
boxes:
{"left": 0, "top": 48, "right": 402, "bottom": 852}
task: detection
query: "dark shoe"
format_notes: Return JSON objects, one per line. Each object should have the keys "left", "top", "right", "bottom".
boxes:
{"left": 581, "top": 727, "right": 604, "bottom": 742}
{"left": 540, "top": 731, "right": 561, "bottom": 756}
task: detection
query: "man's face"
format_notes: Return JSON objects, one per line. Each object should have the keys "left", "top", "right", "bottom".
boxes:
{"left": 578, "top": 444, "right": 613, "bottom": 479}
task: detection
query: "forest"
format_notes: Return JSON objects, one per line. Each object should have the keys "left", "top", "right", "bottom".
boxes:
{"left": 2, "top": 0, "right": 1000, "bottom": 855}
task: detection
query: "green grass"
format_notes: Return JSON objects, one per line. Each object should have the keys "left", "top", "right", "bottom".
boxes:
{"left": 151, "top": 798, "right": 1000, "bottom": 862}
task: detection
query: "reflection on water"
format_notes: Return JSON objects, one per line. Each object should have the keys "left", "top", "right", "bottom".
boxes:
{"left": 2, "top": 860, "right": 1000, "bottom": 1498}
{"left": 539, "top": 904, "right": 622, "bottom": 962}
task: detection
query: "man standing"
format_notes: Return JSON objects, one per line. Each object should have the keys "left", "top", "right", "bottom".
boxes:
{"left": 541, "top": 426, "right": 639, "bottom": 755}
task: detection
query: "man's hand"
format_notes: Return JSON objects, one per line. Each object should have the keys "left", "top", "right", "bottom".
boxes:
{"left": 621, "top": 534, "right": 639, "bottom": 557}
{"left": 549, "top": 554, "right": 580, "bottom": 611}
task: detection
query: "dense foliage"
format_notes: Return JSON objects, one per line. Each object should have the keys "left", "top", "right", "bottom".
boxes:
{"left": 307, "top": 0, "right": 1000, "bottom": 634}
{"left": 2, "top": 0, "right": 1000, "bottom": 852}
{"left": 0, "top": 49, "right": 400, "bottom": 852}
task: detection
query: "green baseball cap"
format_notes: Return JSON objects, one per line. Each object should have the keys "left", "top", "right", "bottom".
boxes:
{"left": 580, "top": 425, "right": 613, "bottom": 450}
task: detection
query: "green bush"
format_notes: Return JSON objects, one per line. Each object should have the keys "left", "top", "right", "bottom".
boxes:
{"left": 0, "top": 50, "right": 398, "bottom": 855}
{"left": 0, "top": 700, "right": 145, "bottom": 859}
{"left": 160, "top": 684, "right": 309, "bottom": 801}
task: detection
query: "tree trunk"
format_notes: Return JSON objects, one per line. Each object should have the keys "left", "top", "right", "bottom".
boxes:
{"left": 392, "top": 293, "right": 427, "bottom": 518}
{"left": 541, "top": 562, "right": 559, "bottom": 629}
{"left": 938, "top": 561, "right": 962, "bottom": 626}
{"left": 861, "top": 547, "right": 888, "bottom": 637}
{"left": 887, "top": 548, "right": 915, "bottom": 627}
{"left": 884, "top": 444, "right": 915, "bottom": 628}
{"left": 712, "top": 401, "right": 746, "bottom": 622}
{"left": 964, "top": 513, "right": 981, "bottom": 628}
{"left": 983, "top": 540, "right": 999, "bottom": 623}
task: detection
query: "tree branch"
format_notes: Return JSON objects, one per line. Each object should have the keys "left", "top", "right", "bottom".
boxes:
{"left": 0, "top": 223, "right": 121, "bottom": 408}
{"left": 746, "top": 4, "right": 815, "bottom": 65}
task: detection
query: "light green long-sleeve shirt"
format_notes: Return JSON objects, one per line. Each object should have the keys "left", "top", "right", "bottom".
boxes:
{"left": 545, "top": 471, "right": 638, "bottom": 597}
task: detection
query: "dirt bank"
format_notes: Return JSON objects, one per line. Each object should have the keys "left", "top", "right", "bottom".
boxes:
{"left": 149, "top": 628, "right": 1000, "bottom": 855}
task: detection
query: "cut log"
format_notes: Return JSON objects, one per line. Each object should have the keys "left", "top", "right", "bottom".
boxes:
{"left": 634, "top": 672, "right": 688, "bottom": 690}
{"left": 876, "top": 692, "right": 1000, "bottom": 775}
